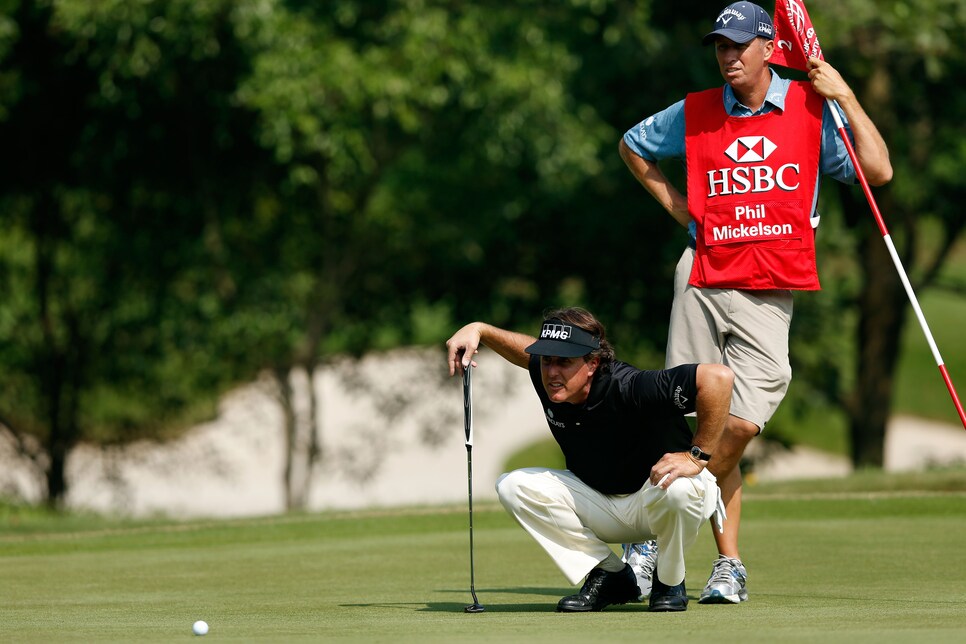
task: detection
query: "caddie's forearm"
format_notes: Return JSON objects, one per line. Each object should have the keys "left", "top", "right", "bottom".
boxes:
{"left": 691, "top": 364, "right": 735, "bottom": 456}
{"left": 478, "top": 324, "right": 534, "bottom": 369}
{"left": 619, "top": 139, "right": 691, "bottom": 227}
{"left": 837, "top": 94, "right": 893, "bottom": 186}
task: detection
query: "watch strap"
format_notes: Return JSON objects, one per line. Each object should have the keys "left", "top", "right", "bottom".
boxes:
{"left": 690, "top": 445, "right": 712, "bottom": 462}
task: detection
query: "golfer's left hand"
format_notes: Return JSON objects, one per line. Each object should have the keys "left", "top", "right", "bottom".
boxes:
{"left": 445, "top": 323, "right": 483, "bottom": 376}
{"left": 649, "top": 451, "right": 704, "bottom": 489}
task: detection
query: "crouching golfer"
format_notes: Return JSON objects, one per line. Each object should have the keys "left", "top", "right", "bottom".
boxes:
{"left": 445, "top": 307, "right": 733, "bottom": 612}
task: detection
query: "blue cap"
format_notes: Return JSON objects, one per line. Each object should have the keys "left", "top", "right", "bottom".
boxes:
{"left": 702, "top": 2, "right": 774, "bottom": 45}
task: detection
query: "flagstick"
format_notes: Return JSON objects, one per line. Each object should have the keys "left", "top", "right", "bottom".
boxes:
{"left": 826, "top": 99, "right": 966, "bottom": 430}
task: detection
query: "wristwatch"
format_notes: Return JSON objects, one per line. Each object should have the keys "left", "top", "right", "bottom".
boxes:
{"left": 689, "top": 445, "right": 712, "bottom": 462}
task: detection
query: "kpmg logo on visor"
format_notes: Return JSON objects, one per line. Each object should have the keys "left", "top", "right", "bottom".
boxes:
{"left": 725, "top": 136, "right": 777, "bottom": 163}
{"left": 540, "top": 324, "right": 573, "bottom": 340}
{"left": 527, "top": 318, "right": 600, "bottom": 357}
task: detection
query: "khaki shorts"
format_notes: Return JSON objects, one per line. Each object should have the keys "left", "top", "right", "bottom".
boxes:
{"left": 666, "top": 247, "right": 793, "bottom": 430}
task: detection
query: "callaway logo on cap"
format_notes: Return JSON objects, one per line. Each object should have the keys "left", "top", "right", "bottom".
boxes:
{"left": 702, "top": 1, "right": 774, "bottom": 46}
{"left": 525, "top": 319, "right": 601, "bottom": 358}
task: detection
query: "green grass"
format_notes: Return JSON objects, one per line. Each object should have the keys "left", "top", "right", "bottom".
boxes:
{"left": 894, "top": 290, "right": 966, "bottom": 425}
{"left": 4, "top": 471, "right": 966, "bottom": 643}
{"left": 504, "top": 437, "right": 565, "bottom": 472}
{"left": 743, "top": 466, "right": 966, "bottom": 495}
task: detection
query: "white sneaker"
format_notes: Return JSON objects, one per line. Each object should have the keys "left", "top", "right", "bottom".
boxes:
{"left": 620, "top": 541, "right": 658, "bottom": 600}
{"left": 698, "top": 555, "right": 748, "bottom": 604}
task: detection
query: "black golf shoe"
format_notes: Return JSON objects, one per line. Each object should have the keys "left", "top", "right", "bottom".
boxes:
{"left": 648, "top": 575, "right": 688, "bottom": 612}
{"left": 556, "top": 564, "right": 640, "bottom": 612}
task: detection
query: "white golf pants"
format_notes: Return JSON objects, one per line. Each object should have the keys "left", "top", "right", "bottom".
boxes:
{"left": 496, "top": 467, "right": 721, "bottom": 586}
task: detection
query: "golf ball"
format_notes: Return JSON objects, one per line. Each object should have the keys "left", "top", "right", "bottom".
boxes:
{"left": 192, "top": 620, "right": 209, "bottom": 636}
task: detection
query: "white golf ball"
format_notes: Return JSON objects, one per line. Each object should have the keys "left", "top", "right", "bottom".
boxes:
{"left": 192, "top": 620, "right": 209, "bottom": 636}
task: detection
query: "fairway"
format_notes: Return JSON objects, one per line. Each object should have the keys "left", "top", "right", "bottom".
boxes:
{"left": 4, "top": 478, "right": 966, "bottom": 643}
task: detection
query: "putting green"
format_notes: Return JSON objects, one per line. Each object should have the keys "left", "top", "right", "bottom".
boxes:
{"left": 2, "top": 477, "right": 966, "bottom": 642}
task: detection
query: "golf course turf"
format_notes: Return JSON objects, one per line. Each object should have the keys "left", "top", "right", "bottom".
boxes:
{"left": 3, "top": 471, "right": 966, "bottom": 643}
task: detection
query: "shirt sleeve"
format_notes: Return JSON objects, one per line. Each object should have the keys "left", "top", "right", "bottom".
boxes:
{"left": 629, "top": 363, "right": 699, "bottom": 415}
{"left": 622, "top": 99, "right": 687, "bottom": 163}
{"left": 819, "top": 100, "right": 857, "bottom": 184}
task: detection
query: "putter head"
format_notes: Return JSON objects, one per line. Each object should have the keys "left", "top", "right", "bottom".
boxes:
{"left": 464, "top": 603, "right": 485, "bottom": 613}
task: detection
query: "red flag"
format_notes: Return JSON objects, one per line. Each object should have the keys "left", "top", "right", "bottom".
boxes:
{"left": 770, "top": 0, "right": 824, "bottom": 71}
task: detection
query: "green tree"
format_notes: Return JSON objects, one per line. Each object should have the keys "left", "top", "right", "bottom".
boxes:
{"left": 228, "top": 0, "right": 628, "bottom": 507}
{"left": 3, "top": 0, "right": 964, "bottom": 510}
{"left": 0, "top": 0, "right": 270, "bottom": 505}
{"left": 785, "top": 0, "right": 966, "bottom": 466}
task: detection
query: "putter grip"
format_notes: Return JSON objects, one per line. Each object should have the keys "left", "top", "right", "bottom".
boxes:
{"left": 462, "top": 367, "right": 473, "bottom": 447}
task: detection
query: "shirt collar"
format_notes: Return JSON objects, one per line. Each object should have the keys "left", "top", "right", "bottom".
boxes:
{"left": 722, "top": 69, "right": 789, "bottom": 115}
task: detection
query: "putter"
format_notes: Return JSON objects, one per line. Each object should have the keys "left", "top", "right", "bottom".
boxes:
{"left": 462, "top": 364, "right": 485, "bottom": 614}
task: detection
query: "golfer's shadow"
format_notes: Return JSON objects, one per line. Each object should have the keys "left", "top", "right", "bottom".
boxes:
{"left": 340, "top": 588, "right": 567, "bottom": 613}
{"left": 426, "top": 586, "right": 561, "bottom": 612}
{"left": 343, "top": 588, "right": 664, "bottom": 613}
{"left": 419, "top": 587, "right": 651, "bottom": 613}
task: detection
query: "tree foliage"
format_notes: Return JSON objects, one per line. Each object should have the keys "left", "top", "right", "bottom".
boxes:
{"left": 0, "top": 0, "right": 271, "bottom": 503}
{"left": 0, "top": 0, "right": 963, "bottom": 505}
{"left": 782, "top": 0, "right": 966, "bottom": 465}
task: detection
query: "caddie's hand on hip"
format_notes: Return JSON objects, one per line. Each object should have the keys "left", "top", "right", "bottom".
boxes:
{"left": 446, "top": 323, "right": 483, "bottom": 376}
{"left": 650, "top": 451, "right": 704, "bottom": 489}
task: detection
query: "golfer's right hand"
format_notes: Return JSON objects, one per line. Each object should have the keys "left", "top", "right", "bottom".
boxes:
{"left": 446, "top": 323, "right": 482, "bottom": 376}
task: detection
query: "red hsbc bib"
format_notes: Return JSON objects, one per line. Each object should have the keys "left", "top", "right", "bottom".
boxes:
{"left": 685, "top": 82, "right": 823, "bottom": 290}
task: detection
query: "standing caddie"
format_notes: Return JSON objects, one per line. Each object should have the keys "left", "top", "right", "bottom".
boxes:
{"left": 618, "top": 1, "right": 892, "bottom": 604}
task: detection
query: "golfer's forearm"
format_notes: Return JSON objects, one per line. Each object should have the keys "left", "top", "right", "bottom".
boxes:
{"left": 619, "top": 139, "right": 691, "bottom": 227}
{"left": 478, "top": 324, "right": 533, "bottom": 369}
{"left": 691, "top": 364, "right": 735, "bottom": 455}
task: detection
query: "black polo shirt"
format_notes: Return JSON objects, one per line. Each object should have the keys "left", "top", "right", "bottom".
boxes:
{"left": 528, "top": 356, "right": 698, "bottom": 494}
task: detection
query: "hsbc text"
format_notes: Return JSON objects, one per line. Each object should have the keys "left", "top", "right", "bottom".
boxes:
{"left": 706, "top": 163, "right": 800, "bottom": 197}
